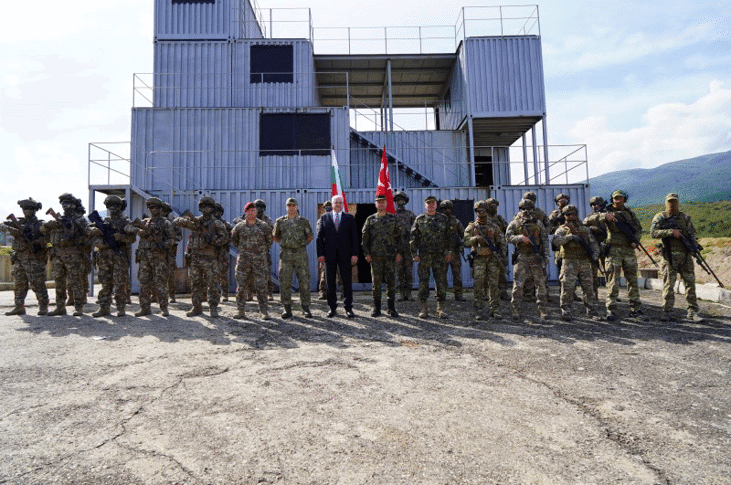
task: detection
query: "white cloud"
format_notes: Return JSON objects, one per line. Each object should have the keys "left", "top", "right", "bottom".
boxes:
{"left": 571, "top": 81, "right": 731, "bottom": 176}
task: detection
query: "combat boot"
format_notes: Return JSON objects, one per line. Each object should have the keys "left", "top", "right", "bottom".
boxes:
{"left": 246, "top": 291, "right": 253, "bottom": 302}
{"left": 92, "top": 306, "right": 111, "bottom": 318}
{"left": 318, "top": 291, "right": 327, "bottom": 300}
{"left": 116, "top": 306, "right": 126, "bottom": 317}
{"left": 687, "top": 310, "right": 703, "bottom": 322}
{"left": 511, "top": 308, "right": 521, "bottom": 322}
{"left": 222, "top": 293, "right": 229, "bottom": 302}
{"left": 169, "top": 294, "right": 176, "bottom": 303}
{"left": 302, "top": 306, "right": 313, "bottom": 318}
{"left": 260, "top": 308, "right": 270, "bottom": 321}
{"left": 186, "top": 305, "right": 203, "bottom": 317}
{"left": 399, "top": 290, "right": 410, "bottom": 302}
{"left": 370, "top": 300, "right": 382, "bottom": 317}
{"left": 387, "top": 299, "right": 399, "bottom": 318}
{"left": 233, "top": 306, "right": 246, "bottom": 319}
{"left": 5, "top": 304, "right": 26, "bottom": 316}
{"left": 210, "top": 305, "right": 219, "bottom": 318}
{"left": 66, "top": 296, "right": 74, "bottom": 307}
{"left": 48, "top": 304, "right": 67, "bottom": 316}
{"left": 135, "top": 307, "right": 152, "bottom": 317}
{"left": 454, "top": 292, "right": 465, "bottom": 302}
{"left": 73, "top": 305, "right": 84, "bottom": 317}
{"left": 418, "top": 302, "right": 429, "bottom": 319}
{"left": 490, "top": 308, "right": 501, "bottom": 320}
{"left": 560, "top": 310, "right": 572, "bottom": 322}
{"left": 37, "top": 302, "right": 48, "bottom": 316}
{"left": 160, "top": 306, "right": 169, "bottom": 317}
{"left": 474, "top": 309, "right": 485, "bottom": 321}
{"left": 538, "top": 308, "right": 548, "bottom": 321}
{"left": 281, "top": 305, "right": 293, "bottom": 319}
{"left": 436, "top": 301, "right": 448, "bottom": 319}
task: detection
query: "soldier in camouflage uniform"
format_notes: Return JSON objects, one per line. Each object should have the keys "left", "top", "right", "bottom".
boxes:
{"left": 41, "top": 193, "right": 90, "bottom": 316}
{"left": 255, "top": 199, "right": 275, "bottom": 300}
{"left": 214, "top": 203, "right": 233, "bottom": 301}
{"left": 505, "top": 199, "right": 550, "bottom": 321}
{"left": 410, "top": 195, "right": 456, "bottom": 319}
{"left": 651, "top": 193, "right": 703, "bottom": 322}
{"left": 231, "top": 202, "right": 273, "bottom": 320}
{"left": 394, "top": 191, "right": 416, "bottom": 301}
{"left": 548, "top": 193, "right": 570, "bottom": 272}
{"left": 598, "top": 190, "right": 645, "bottom": 321}
{"left": 439, "top": 200, "right": 465, "bottom": 301}
{"left": 583, "top": 196, "right": 608, "bottom": 298}
{"left": 485, "top": 198, "right": 510, "bottom": 300}
{"left": 518, "top": 192, "right": 550, "bottom": 302}
{"left": 88, "top": 196, "right": 136, "bottom": 317}
{"left": 174, "top": 196, "right": 229, "bottom": 317}
{"left": 553, "top": 205, "right": 601, "bottom": 321}
{"left": 1, "top": 198, "right": 49, "bottom": 316}
{"left": 127, "top": 197, "right": 177, "bottom": 317}
{"left": 464, "top": 201, "right": 507, "bottom": 321}
{"left": 362, "top": 194, "right": 404, "bottom": 318}
{"left": 273, "top": 197, "right": 314, "bottom": 318}
{"left": 160, "top": 202, "right": 182, "bottom": 304}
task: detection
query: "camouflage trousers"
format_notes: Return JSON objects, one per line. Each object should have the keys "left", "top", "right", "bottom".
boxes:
{"left": 12, "top": 255, "right": 48, "bottom": 307}
{"left": 417, "top": 253, "right": 448, "bottom": 303}
{"left": 278, "top": 248, "right": 311, "bottom": 308}
{"left": 235, "top": 253, "right": 268, "bottom": 311}
{"left": 370, "top": 256, "right": 397, "bottom": 302}
{"left": 95, "top": 249, "right": 130, "bottom": 309}
{"left": 512, "top": 254, "right": 547, "bottom": 312}
{"left": 167, "top": 245, "right": 178, "bottom": 300}
{"left": 138, "top": 250, "right": 169, "bottom": 309}
{"left": 189, "top": 252, "right": 221, "bottom": 308}
{"left": 605, "top": 245, "right": 640, "bottom": 312}
{"left": 661, "top": 251, "right": 698, "bottom": 313}
{"left": 446, "top": 254, "right": 463, "bottom": 296}
{"left": 51, "top": 250, "right": 86, "bottom": 307}
{"left": 559, "top": 259, "right": 597, "bottom": 316}
{"left": 396, "top": 255, "right": 414, "bottom": 293}
{"left": 219, "top": 249, "right": 230, "bottom": 297}
{"left": 247, "top": 250, "right": 273, "bottom": 297}
{"left": 473, "top": 255, "right": 501, "bottom": 312}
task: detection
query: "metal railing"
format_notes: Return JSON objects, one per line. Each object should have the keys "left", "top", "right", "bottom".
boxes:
{"left": 88, "top": 142, "right": 131, "bottom": 187}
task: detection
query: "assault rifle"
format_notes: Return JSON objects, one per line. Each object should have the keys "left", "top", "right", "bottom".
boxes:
{"left": 181, "top": 209, "right": 215, "bottom": 245}
{"left": 88, "top": 210, "right": 121, "bottom": 254}
{"left": 132, "top": 218, "right": 166, "bottom": 250}
{"left": 662, "top": 216, "right": 724, "bottom": 288}
{"left": 605, "top": 206, "right": 659, "bottom": 267}
{"left": 3, "top": 214, "right": 21, "bottom": 234}
{"left": 512, "top": 225, "right": 542, "bottom": 265}
{"left": 566, "top": 223, "right": 607, "bottom": 279}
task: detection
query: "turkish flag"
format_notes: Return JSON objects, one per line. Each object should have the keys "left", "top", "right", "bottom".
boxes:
{"left": 376, "top": 146, "right": 395, "bottom": 214}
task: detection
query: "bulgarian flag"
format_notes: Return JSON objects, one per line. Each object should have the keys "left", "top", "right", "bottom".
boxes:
{"left": 330, "top": 149, "right": 349, "bottom": 212}
{"left": 376, "top": 146, "right": 395, "bottom": 214}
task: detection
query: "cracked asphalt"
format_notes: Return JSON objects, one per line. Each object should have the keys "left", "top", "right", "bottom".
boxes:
{"left": 1, "top": 285, "right": 730, "bottom": 484}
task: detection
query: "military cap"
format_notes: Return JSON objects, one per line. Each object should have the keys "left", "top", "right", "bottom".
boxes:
{"left": 244, "top": 201, "right": 256, "bottom": 212}
{"left": 146, "top": 197, "right": 165, "bottom": 208}
{"left": 254, "top": 199, "right": 266, "bottom": 209}
{"left": 104, "top": 195, "right": 124, "bottom": 207}
{"left": 518, "top": 198, "right": 535, "bottom": 210}
{"left": 17, "top": 198, "right": 42, "bottom": 211}
{"left": 160, "top": 202, "right": 172, "bottom": 214}
{"left": 213, "top": 202, "right": 224, "bottom": 215}
{"left": 393, "top": 191, "right": 409, "bottom": 203}
{"left": 323, "top": 200, "right": 332, "bottom": 208}
{"left": 439, "top": 199, "right": 453, "bottom": 209}
{"left": 486, "top": 198, "right": 499, "bottom": 206}
{"left": 59, "top": 193, "right": 78, "bottom": 206}
{"left": 589, "top": 196, "right": 605, "bottom": 206}
{"left": 286, "top": 197, "right": 298, "bottom": 206}
{"left": 375, "top": 194, "right": 387, "bottom": 201}
{"left": 198, "top": 196, "right": 216, "bottom": 208}
{"left": 522, "top": 191, "right": 537, "bottom": 202}
{"left": 611, "top": 190, "right": 628, "bottom": 201}
{"left": 665, "top": 193, "right": 679, "bottom": 201}
{"left": 561, "top": 204, "right": 579, "bottom": 215}
{"left": 555, "top": 193, "right": 570, "bottom": 203}
{"left": 424, "top": 195, "right": 438, "bottom": 202}
{"left": 474, "top": 200, "right": 488, "bottom": 212}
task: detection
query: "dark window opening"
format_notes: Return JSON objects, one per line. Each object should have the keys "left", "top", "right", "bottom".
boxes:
{"left": 173, "top": 0, "right": 215, "bottom": 4}
{"left": 475, "top": 156, "right": 493, "bottom": 187}
{"left": 260, "top": 113, "right": 331, "bottom": 156}
{"left": 250, "top": 45, "right": 293, "bottom": 83}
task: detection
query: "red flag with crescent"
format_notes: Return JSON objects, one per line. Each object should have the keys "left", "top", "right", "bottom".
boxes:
{"left": 376, "top": 146, "right": 395, "bottom": 214}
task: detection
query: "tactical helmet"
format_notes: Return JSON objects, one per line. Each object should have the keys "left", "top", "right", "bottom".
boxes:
{"left": 160, "top": 202, "right": 172, "bottom": 214}
{"left": 104, "top": 195, "right": 123, "bottom": 207}
{"left": 561, "top": 204, "right": 579, "bottom": 216}
{"left": 59, "top": 193, "right": 78, "bottom": 206}
{"left": 474, "top": 200, "right": 488, "bottom": 212}
{"left": 555, "top": 193, "right": 570, "bottom": 204}
{"left": 518, "top": 198, "right": 535, "bottom": 210}
{"left": 439, "top": 199, "right": 453, "bottom": 209}
{"left": 213, "top": 202, "right": 225, "bottom": 216}
{"left": 17, "top": 198, "right": 42, "bottom": 211}
{"left": 323, "top": 200, "right": 332, "bottom": 208}
{"left": 522, "top": 191, "right": 537, "bottom": 202}
{"left": 75, "top": 199, "right": 86, "bottom": 214}
{"left": 486, "top": 198, "right": 499, "bottom": 206}
{"left": 198, "top": 196, "right": 216, "bottom": 209}
{"left": 254, "top": 199, "right": 266, "bottom": 209}
{"left": 146, "top": 197, "right": 164, "bottom": 208}
{"left": 393, "top": 191, "right": 409, "bottom": 203}
{"left": 611, "top": 190, "right": 628, "bottom": 202}
{"left": 589, "top": 196, "right": 605, "bottom": 206}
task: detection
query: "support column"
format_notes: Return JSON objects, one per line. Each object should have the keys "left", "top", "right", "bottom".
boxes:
{"left": 531, "top": 125, "right": 539, "bottom": 185}
{"left": 468, "top": 117, "right": 476, "bottom": 187}
{"left": 522, "top": 134, "right": 529, "bottom": 185}
{"left": 542, "top": 115, "right": 550, "bottom": 183}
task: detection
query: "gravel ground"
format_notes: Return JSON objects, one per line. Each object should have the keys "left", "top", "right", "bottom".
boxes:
{"left": 1, "top": 284, "right": 730, "bottom": 485}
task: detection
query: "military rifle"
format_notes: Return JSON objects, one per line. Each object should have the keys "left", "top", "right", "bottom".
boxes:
{"left": 132, "top": 218, "right": 165, "bottom": 250}
{"left": 605, "top": 205, "right": 659, "bottom": 267}
{"left": 88, "top": 210, "right": 121, "bottom": 254}
{"left": 2, "top": 214, "right": 21, "bottom": 235}
{"left": 663, "top": 216, "right": 725, "bottom": 288}
{"left": 566, "top": 222, "right": 607, "bottom": 279}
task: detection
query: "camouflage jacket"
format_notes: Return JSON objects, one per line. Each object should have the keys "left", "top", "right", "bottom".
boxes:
{"left": 553, "top": 221, "right": 600, "bottom": 260}
{"left": 1, "top": 216, "right": 46, "bottom": 257}
{"left": 464, "top": 219, "right": 507, "bottom": 260}
{"left": 127, "top": 216, "right": 177, "bottom": 253}
{"left": 548, "top": 208, "right": 566, "bottom": 234}
{"left": 94, "top": 215, "right": 137, "bottom": 251}
{"left": 446, "top": 214, "right": 465, "bottom": 252}
{"left": 41, "top": 211, "right": 89, "bottom": 250}
{"left": 231, "top": 219, "right": 273, "bottom": 256}
{"left": 273, "top": 215, "right": 313, "bottom": 250}
{"left": 505, "top": 215, "right": 550, "bottom": 260}
{"left": 175, "top": 215, "right": 229, "bottom": 252}
{"left": 650, "top": 211, "right": 697, "bottom": 254}
{"left": 362, "top": 213, "right": 405, "bottom": 258}
{"left": 583, "top": 211, "right": 607, "bottom": 243}
{"left": 395, "top": 208, "right": 416, "bottom": 239}
{"left": 598, "top": 205, "right": 642, "bottom": 247}
{"left": 487, "top": 213, "right": 508, "bottom": 233}
{"left": 410, "top": 212, "right": 455, "bottom": 256}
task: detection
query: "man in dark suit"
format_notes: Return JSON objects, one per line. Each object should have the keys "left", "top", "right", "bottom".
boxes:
{"left": 317, "top": 195, "right": 359, "bottom": 318}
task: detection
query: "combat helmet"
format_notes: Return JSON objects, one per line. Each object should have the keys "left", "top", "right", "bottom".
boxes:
{"left": 104, "top": 195, "right": 127, "bottom": 211}
{"left": 486, "top": 198, "right": 499, "bottom": 206}
{"left": 555, "top": 193, "right": 570, "bottom": 204}
{"left": 17, "top": 198, "right": 42, "bottom": 211}
{"left": 522, "top": 191, "right": 537, "bottom": 202}
{"left": 561, "top": 204, "right": 579, "bottom": 215}
{"left": 59, "top": 193, "right": 78, "bottom": 207}
{"left": 518, "top": 198, "right": 535, "bottom": 210}
{"left": 589, "top": 196, "right": 605, "bottom": 206}
{"left": 198, "top": 196, "right": 216, "bottom": 209}
{"left": 254, "top": 199, "right": 266, "bottom": 210}
{"left": 393, "top": 191, "right": 409, "bottom": 203}
{"left": 439, "top": 199, "right": 453, "bottom": 209}
{"left": 474, "top": 200, "right": 488, "bottom": 212}
{"left": 145, "top": 197, "right": 165, "bottom": 209}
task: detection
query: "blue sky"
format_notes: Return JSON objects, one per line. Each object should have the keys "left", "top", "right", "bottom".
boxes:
{"left": 1, "top": 0, "right": 729, "bottom": 218}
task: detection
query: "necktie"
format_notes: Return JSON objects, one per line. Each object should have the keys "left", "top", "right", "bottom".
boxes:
{"left": 335, "top": 212, "right": 340, "bottom": 229}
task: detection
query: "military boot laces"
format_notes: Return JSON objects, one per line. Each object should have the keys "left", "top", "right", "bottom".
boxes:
{"left": 72, "top": 305, "right": 84, "bottom": 317}
{"left": 6, "top": 305, "right": 26, "bottom": 316}
{"left": 135, "top": 307, "right": 152, "bottom": 317}
{"left": 185, "top": 305, "right": 202, "bottom": 317}
{"left": 48, "top": 304, "right": 67, "bottom": 316}
{"left": 92, "top": 306, "right": 111, "bottom": 318}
